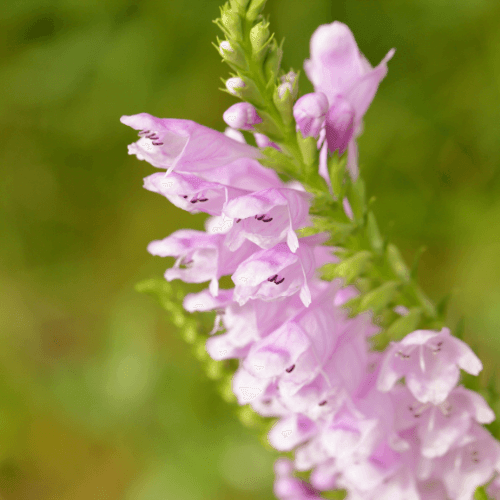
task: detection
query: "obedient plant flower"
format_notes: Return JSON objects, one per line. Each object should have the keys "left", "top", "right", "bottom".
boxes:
{"left": 377, "top": 327, "right": 483, "bottom": 404}
{"left": 147, "top": 229, "right": 259, "bottom": 296}
{"left": 124, "top": 4, "right": 500, "bottom": 499}
{"left": 222, "top": 187, "right": 312, "bottom": 252}
{"left": 121, "top": 113, "right": 259, "bottom": 174}
{"left": 304, "top": 21, "right": 395, "bottom": 179}
{"left": 231, "top": 233, "right": 335, "bottom": 307}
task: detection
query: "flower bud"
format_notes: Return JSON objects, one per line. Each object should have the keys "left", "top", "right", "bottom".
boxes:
{"left": 250, "top": 21, "right": 271, "bottom": 56}
{"left": 225, "top": 77, "right": 246, "bottom": 96}
{"left": 219, "top": 5, "right": 243, "bottom": 41}
{"left": 280, "top": 71, "right": 298, "bottom": 99}
{"left": 293, "top": 92, "right": 329, "bottom": 138}
{"left": 246, "top": 0, "right": 267, "bottom": 21}
{"left": 325, "top": 95, "right": 355, "bottom": 155}
{"left": 223, "top": 102, "right": 262, "bottom": 130}
{"left": 219, "top": 40, "right": 246, "bottom": 68}
{"left": 264, "top": 39, "right": 282, "bottom": 83}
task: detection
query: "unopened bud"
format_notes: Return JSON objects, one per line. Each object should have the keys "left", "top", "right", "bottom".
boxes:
{"left": 219, "top": 40, "right": 246, "bottom": 68}
{"left": 226, "top": 77, "right": 246, "bottom": 96}
{"left": 325, "top": 95, "right": 355, "bottom": 156}
{"left": 219, "top": 5, "right": 243, "bottom": 41}
{"left": 223, "top": 103, "right": 262, "bottom": 130}
{"left": 250, "top": 21, "right": 271, "bottom": 55}
{"left": 264, "top": 39, "right": 282, "bottom": 83}
{"left": 293, "top": 92, "right": 329, "bottom": 138}
{"left": 246, "top": 0, "right": 267, "bottom": 21}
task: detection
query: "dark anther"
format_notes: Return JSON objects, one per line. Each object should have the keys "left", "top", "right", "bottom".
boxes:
{"left": 255, "top": 214, "right": 265, "bottom": 220}
{"left": 275, "top": 277, "right": 285, "bottom": 285}
{"left": 235, "top": 219, "right": 242, "bottom": 223}
{"left": 437, "top": 342, "right": 443, "bottom": 347}
{"left": 268, "top": 274, "right": 278, "bottom": 282}
{"left": 285, "top": 364, "right": 295, "bottom": 373}
{"left": 146, "top": 134, "right": 157, "bottom": 139}
{"left": 318, "top": 400, "right": 327, "bottom": 406}
{"left": 190, "top": 198, "right": 198, "bottom": 204}
{"left": 181, "top": 195, "right": 188, "bottom": 199}
{"left": 152, "top": 141, "right": 164, "bottom": 146}
{"left": 198, "top": 198, "right": 208, "bottom": 202}
{"left": 138, "top": 130, "right": 150, "bottom": 135}
{"left": 262, "top": 217, "right": 273, "bottom": 222}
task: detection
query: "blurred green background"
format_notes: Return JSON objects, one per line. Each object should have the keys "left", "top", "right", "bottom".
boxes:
{"left": 1, "top": 0, "right": 500, "bottom": 498}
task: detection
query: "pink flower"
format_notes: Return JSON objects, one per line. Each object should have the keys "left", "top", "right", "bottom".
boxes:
{"left": 377, "top": 327, "right": 483, "bottom": 404}
{"left": 231, "top": 233, "right": 335, "bottom": 307}
{"left": 254, "top": 132, "right": 281, "bottom": 150}
{"left": 274, "top": 458, "right": 325, "bottom": 500}
{"left": 268, "top": 413, "right": 317, "bottom": 451}
{"left": 143, "top": 171, "right": 246, "bottom": 216}
{"left": 304, "top": 22, "right": 395, "bottom": 179}
{"left": 120, "top": 113, "right": 259, "bottom": 174}
{"left": 420, "top": 423, "right": 500, "bottom": 500}
{"left": 293, "top": 92, "right": 329, "bottom": 139}
{"left": 222, "top": 187, "right": 312, "bottom": 252}
{"left": 223, "top": 102, "right": 262, "bottom": 130}
{"left": 391, "top": 384, "right": 495, "bottom": 458}
{"left": 147, "top": 229, "right": 258, "bottom": 296}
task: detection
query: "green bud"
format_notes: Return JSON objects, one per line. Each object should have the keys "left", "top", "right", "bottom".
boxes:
{"left": 229, "top": 0, "right": 251, "bottom": 13}
{"left": 217, "top": 4, "right": 243, "bottom": 41}
{"left": 250, "top": 21, "right": 272, "bottom": 59}
{"left": 246, "top": 0, "right": 267, "bottom": 21}
{"left": 263, "top": 38, "right": 283, "bottom": 85}
{"left": 224, "top": 76, "right": 266, "bottom": 107}
{"left": 320, "top": 250, "right": 372, "bottom": 284}
{"left": 217, "top": 40, "right": 246, "bottom": 69}
{"left": 273, "top": 73, "right": 298, "bottom": 126}
{"left": 386, "top": 243, "right": 410, "bottom": 282}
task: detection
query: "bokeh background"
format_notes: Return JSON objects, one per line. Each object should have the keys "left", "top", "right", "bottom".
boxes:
{"left": 1, "top": 0, "right": 500, "bottom": 498}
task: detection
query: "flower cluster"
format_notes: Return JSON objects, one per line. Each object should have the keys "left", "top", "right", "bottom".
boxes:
{"left": 122, "top": 18, "right": 500, "bottom": 500}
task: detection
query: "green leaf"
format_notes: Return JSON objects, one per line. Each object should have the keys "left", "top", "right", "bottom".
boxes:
{"left": 328, "top": 152, "right": 347, "bottom": 199}
{"left": 357, "top": 281, "right": 401, "bottom": 316}
{"left": 386, "top": 307, "right": 423, "bottom": 341}
{"left": 386, "top": 243, "right": 410, "bottom": 282}
{"left": 345, "top": 176, "right": 366, "bottom": 224}
{"left": 258, "top": 146, "right": 298, "bottom": 175}
{"left": 410, "top": 245, "right": 427, "bottom": 281}
{"left": 474, "top": 486, "right": 490, "bottom": 500}
{"left": 319, "top": 250, "right": 372, "bottom": 284}
{"left": 366, "top": 211, "right": 384, "bottom": 255}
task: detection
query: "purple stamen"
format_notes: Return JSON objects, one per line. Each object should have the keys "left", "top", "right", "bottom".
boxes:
{"left": 198, "top": 198, "right": 208, "bottom": 202}
{"left": 190, "top": 198, "right": 198, "bottom": 204}
{"left": 275, "top": 277, "right": 285, "bottom": 285}
{"left": 236, "top": 219, "right": 242, "bottom": 223}
{"left": 181, "top": 195, "right": 188, "bottom": 199}
{"left": 262, "top": 217, "right": 273, "bottom": 222}
{"left": 256, "top": 214, "right": 265, "bottom": 220}
{"left": 138, "top": 130, "right": 150, "bottom": 135}
{"left": 152, "top": 141, "right": 164, "bottom": 146}
{"left": 319, "top": 400, "right": 327, "bottom": 406}
{"left": 285, "top": 364, "right": 295, "bottom": 373}
{"left": 267, "top": 274, "right": 278, "bottom": 282}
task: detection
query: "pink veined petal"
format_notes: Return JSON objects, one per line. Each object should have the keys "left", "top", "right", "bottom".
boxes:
{"left": 120, "top": 113, "right": 260, "bottom": 173}
{"left": 268, "top": 414, "right": 317, "bottom": 452}
{"left": 304, "top": 22, "right": 365, "bottom": 102}
{"left": 183, "top": 288, "right": 233, "bottom": 312}
{"left": 344, "top": 48, "right": 395, "bottom": 122}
